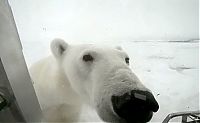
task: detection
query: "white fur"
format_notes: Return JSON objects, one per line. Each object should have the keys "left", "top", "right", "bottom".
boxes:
{"left": 30, "top": 39, "right": 149, "bottom": 122}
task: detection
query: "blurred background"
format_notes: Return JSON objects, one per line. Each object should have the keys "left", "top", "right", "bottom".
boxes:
{"left": 8, "top": 0, "right": 199, "bottom": 122}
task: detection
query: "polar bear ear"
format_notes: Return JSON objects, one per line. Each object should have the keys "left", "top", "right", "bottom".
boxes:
{"left": 115, "top": 46, "right": 123, "bottom": 51}
{"left": 51, "top": 38, "right": 68, "bottom": 58}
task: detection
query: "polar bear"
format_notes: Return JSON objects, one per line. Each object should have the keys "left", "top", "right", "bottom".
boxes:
{"left": 30, "top": 39, "right": 159, "bottom": 123}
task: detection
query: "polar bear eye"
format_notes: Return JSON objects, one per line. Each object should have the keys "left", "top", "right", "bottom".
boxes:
{"left": 125, "top": 57, "right": 129, "bottom": 64}
{"left": 83, "top": 54, "right": 94, "bottom": 62}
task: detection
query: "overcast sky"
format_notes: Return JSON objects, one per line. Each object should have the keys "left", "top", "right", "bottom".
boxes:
{"left": 9, "top": 0, "right": 199, "bottom": 42}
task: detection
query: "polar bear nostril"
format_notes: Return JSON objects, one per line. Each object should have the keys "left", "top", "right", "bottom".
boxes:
{"left": 111, "top": 90, "right": 159, "bottom": 123}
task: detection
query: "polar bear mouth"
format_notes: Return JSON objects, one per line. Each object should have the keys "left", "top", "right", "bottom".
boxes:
{"left": 111, "top": 90, "right": 159, "bottom": 123}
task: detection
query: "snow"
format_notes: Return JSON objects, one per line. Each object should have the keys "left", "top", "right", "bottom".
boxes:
{"left": 121, "top": 41, "right": 199, "bottom": 122}
{"left": 7, "top": 0, "right": 199, "bottom": 122}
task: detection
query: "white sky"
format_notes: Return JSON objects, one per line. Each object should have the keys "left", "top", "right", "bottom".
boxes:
{"left": 9, "top": 0, "right": 199, "bottom": 42}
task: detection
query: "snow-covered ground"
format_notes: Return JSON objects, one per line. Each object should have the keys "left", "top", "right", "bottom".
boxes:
{"left": 8, "top": 0, "right": 199, "bottom": 122}
{"left": 123, "top": 41, "right": 199, "bottom": 122}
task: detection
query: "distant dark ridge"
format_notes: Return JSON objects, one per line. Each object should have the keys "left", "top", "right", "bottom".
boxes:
{"left": 167, "top": 40, "right": 199, "bottom": 43}
{"left": 129, "top": 39, "right": 199, "bottom": 43}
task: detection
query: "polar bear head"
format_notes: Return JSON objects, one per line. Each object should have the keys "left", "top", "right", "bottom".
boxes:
{"left": 51, "top": 39, "right": 159, "bottom": 123}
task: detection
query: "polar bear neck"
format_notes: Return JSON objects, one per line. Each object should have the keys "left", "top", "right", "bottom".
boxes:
{"left": 51, "top": 57, "right": 82, "bottom": 105}
{"left": 32, "top": 56, "right": 82, "bottom": 110}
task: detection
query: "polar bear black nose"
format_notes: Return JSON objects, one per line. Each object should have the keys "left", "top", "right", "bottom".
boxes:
{"left": 111, "top": 90, "right": 159, "bottom": 123}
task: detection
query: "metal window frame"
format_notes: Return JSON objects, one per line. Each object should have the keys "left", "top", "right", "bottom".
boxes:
{"left": 0, "top": 0, "right": 42, "bottom": 122}
{"left": 162, "top": 111, "right": 200, "bottom": 123}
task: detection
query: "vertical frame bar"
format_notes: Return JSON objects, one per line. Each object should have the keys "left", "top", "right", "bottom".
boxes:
{"left": 0, "top": 0, "right": 42, "bottom": 122}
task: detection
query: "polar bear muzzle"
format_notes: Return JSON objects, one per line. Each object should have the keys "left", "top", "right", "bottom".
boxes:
{"left": 111, "top": 90, "right": 159, "bottom": 123}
